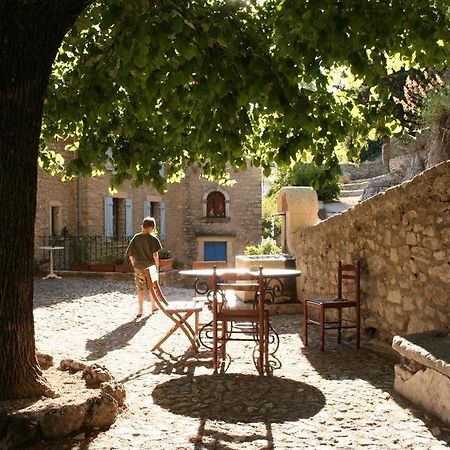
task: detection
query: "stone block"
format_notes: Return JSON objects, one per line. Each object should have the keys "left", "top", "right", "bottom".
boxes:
{"left": 393, "top": 332, "right": 450, "bottom": 425}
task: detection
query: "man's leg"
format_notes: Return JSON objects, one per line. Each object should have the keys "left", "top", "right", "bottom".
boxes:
{"left": 134, "top": 268, "right": 147, "bottom": 317}
{"left": 137, "top": 289, "right": 145, "bottom": 317}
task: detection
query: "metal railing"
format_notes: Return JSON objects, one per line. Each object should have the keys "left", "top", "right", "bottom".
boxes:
{"left": 38, "top": 235, "right": 131, "bottom": 270}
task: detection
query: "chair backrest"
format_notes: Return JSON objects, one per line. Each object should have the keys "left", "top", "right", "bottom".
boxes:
{"left": 193, "top": 260, "right": 227, "bottom": 270}
{"left": 144, "top": 265, "right": 169, "bottom": 309}
{"left": 212, "top": 266, "right": 265, "bottom": 310}
{"left": 337, "top": 260, "right": 361, "bottom": 304}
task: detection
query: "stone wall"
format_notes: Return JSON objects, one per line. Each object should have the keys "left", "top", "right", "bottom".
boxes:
{"left": 34, "top": 163, "right": 262, "bottom": 268}
{"left": 291, "top": 160, "right": 450, "bottom": 341}
{"left": 164, "top": 164, "right": 262, "bottom": 266}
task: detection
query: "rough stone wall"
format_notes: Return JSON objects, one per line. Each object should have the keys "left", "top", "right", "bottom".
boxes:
{"left": 163, "top": 164, "right": 262, "bottom": 267}
{"left": 292, "top": 160, "right": 450, "bottom": 341}
{"left": 34, "top": 164, "right": 262, "bottom": 268}
{"left": 35, "top": 170, "right": 77, "bottom": 260}
{"left": 79, "top": 176, "right": 161, "bottom": 236}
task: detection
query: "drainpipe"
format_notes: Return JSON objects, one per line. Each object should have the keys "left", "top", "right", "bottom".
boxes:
{"left": 77, "top": 176, "right": 82, "bottom": 235}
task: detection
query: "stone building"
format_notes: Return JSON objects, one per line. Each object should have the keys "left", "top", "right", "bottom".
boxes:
{"left": 34, "top": 164, "right": 262, "bottom": 268}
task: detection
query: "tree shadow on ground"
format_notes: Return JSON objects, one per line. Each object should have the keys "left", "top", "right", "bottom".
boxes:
{"left": 299, "top": 330, "right": 450, "bottom": 446}
{"left": 118, "top": 348, "right": 213, "bottom": 383}
{"left": 191, "top": 418, "right": 276, "bottom": 450}
{"left": 152, "top": 373, "right": 325, "bottom": 424}
{"left": 85, "top": 316, "right": 149, "bottom": 360}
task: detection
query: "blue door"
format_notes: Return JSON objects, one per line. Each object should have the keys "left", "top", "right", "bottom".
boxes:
{"left": 204, "top": 241, "right": 227, "bottom": 261}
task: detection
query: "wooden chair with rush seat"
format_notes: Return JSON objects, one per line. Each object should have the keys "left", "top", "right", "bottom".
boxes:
{"left": 303, "top": 260, "right": 361, "bottom": 352}
{"left": 211, "top": 266, "right": 270, "bottom": 375}
{"left": 145, "top": 265, "right": 204, "bottom": 352}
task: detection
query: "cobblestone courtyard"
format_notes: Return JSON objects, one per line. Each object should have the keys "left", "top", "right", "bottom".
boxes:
{"left": 32, "top": 276, "right": 450, "bottom": 449}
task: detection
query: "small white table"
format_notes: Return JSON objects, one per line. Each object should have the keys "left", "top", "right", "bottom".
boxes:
{"left": 40, "top": 246, "right": 64, "bottom": 279}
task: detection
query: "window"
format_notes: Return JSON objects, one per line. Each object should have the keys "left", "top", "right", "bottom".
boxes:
{"left": 104, "top": 197, "right": 132, "bottom": 239}
{"left": 206, "top": 191, "right": 226, "bottom": 218}
{"left": 51, "top": 205, "right": 62, "bottom": 236}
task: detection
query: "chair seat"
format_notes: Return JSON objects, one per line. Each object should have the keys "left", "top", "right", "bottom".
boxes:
{"left": 306, "top": 298, "right": 357, "bottom": 308}
{"left": 217, "top": 307, "right": 268, "bottom": 321}
{"left": 166, "top": 301, "right": 203, "bottom": 313}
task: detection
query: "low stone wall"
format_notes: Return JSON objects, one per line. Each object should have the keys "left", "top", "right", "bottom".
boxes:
{"left": 392, "top": 331, "right": 450, "bottom": 425}
{"left": 291, "top": 160, "right": 450, "bottom": 341}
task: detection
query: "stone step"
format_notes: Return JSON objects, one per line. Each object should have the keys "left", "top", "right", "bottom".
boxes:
{"left": 341, "top": 181, "right": 370, "bottom": 191}
{"left": 340, "top": 188, "right": 365, "bottom": 197}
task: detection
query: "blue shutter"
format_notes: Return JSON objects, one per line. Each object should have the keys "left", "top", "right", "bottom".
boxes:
{"left": 104, "top": 197, "right": 114, "bottom": 238}
{"left": 125, "top": 198, "right": 133, "bottom": 237}
{"left": 204, "top": 242, "right": 227, "bottom": 261}
{"left": 160, "top": 201, "right": 166, "bottom": 239}
{"left": 144, "top": 200, "right": 151, "bottom": 218}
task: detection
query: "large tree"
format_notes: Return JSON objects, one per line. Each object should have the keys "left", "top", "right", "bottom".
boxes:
{"left": 1, "top": 0, "right": 449, "bottom": 399}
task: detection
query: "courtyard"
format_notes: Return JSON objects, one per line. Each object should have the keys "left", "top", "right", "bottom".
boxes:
{"left": 28, "top": 275, "right": 450, "bottom": 449}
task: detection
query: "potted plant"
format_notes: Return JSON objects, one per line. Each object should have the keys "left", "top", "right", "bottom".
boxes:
{"left": 69, "top": 236, "right": 90, "bottom": 271}
{"left": 89, "top": 249, "right": 117, "bottom": 272}
{"left": 114, "top": 254, "right": 133, "bottom": 273}
{"left": 159, "top": 249, "right": 174, "bottom": 272}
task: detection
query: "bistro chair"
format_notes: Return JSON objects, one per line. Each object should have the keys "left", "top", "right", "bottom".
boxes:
{"left": 145, "top": 265, "right": 204, "bottom": 352}
{"left": 303, "top": 260, "right": 361, "bottom": 352}
{"left": 211, "top": 266, "right": 270, "bottom": 375}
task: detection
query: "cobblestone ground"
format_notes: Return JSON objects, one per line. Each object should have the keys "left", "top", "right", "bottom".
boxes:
{"left": 32, "top": 276, "right": 450, "bottom": 450}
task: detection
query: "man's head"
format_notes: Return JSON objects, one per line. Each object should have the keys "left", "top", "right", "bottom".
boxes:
{"left": 142, "top": 216, "right": 156, "bottom": 231}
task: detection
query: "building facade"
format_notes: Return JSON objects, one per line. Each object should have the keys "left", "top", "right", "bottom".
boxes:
{"left": 35, "top": 164, "right": 262, "bottom": 269}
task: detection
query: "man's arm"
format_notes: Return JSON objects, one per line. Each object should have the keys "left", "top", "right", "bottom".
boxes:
{"left": 153, "top": 251, "right": 159, "bottom": 268}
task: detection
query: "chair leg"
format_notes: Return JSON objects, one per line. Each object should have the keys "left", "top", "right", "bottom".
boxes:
{"left": 220, "top": 320, "right": 227, "bottom": 366}
{"left": 257, "top": 320, "right": 265, "bottom": 375}
{"left": 320, "top": 305, "right": 325, "bottom": 352}
{"left": 212, "top": 313, "right": 218, "bottom": 370}
{"left": 303, "top": 301, "right": 308, "bottom": 347}
{"left": 264, "top": 314, "right": 269, "bottom": 373}
{"left": 337, "top": 307, "right": 342, "bottom": 344}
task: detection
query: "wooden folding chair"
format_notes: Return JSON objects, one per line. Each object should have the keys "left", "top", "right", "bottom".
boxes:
{"left": 211, "top": 266, "right": 270, "bottom": 375}
{"left": 144, "top": 265, "right": 204, "bottom": 352}
{"left": 304, "top": 260, "right": 361, "bottom": 351}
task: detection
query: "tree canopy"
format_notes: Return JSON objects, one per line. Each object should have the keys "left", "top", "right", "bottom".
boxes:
{"left": 1, "top": 0, "right": 449, "bottom": 402}
{"left": 42, "top": 0, "right": 450, "bottom": 190}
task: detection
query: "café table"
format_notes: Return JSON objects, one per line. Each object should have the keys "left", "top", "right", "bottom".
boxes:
{"left": 178, "top": 267, "right": 301, "bottom": 372}
{"left": 40, "top": 246, "right": 64, "bottom": 279}
{"left": 179, "top": 267, "right": 301, "bottom": 302}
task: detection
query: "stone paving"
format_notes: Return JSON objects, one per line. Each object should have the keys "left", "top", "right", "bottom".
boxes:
{"left": 31, "top": 276, "right": 450, "bottom": 449}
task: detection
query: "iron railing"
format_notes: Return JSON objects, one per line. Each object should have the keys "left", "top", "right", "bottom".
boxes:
{"left": 38, "top": 235, "right": 131, "bottom": 270}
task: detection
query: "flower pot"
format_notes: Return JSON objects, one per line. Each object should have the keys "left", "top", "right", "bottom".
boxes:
{"left": 89, "top": 263, "right": 115, "bottom": 272}
{"left": 159, "top": 258, "right": 174, "bottom": 272}
{"left": 114, "top": 264, "right": 133, "bottom": 273}
{"left": 69, "top": 263, "right": 90, "bottom": 271}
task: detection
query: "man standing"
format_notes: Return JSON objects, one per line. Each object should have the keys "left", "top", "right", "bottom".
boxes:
{"left": 126, "top": 217, "right": 162, "bottom": 318}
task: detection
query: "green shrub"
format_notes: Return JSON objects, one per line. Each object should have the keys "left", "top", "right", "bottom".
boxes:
{"left": 290, "top": 162, "right": 340, "bottom": 202}
{"left": 244, "top": 238, "right": 282, "bottom": 255}
{"left": 262, "top": 194, "right": 281, "bottom": 239}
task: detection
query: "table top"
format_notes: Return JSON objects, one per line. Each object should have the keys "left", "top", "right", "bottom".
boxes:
{"left": 179, "top": 267, "right": 301, "bottom": 279}
{"left": 40, "top": 246, "right": 64, "bottom": 250}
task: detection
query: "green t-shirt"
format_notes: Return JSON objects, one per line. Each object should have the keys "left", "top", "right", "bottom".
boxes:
{"left": 126, "top": 232, "right": 162, "bottom": 269}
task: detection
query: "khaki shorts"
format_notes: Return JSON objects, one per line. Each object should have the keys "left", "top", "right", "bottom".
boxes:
{"left": 133, "top": 268, "right": 147, "bottom": 291}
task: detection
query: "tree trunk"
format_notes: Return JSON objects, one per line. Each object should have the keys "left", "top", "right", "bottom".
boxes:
{"left": 0, "top": 0, "right": 88, "bottom": 400}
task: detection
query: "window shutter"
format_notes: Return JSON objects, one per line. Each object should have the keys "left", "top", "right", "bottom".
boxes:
{"left": 160, "top": 201, "right": 166, "bottom": 239}
{"left": 125, "top": 198, "right": 133, "bottom": 237}
{"left": 144, "top": 200, "right": 151, "bottom": 217}
{"left": 104, "top": 197, "right": 114, "bottom": 238}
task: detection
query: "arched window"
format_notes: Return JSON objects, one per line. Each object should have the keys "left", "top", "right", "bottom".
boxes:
{"left": 206, "top": 191, "right": 226, "bottom": 218}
